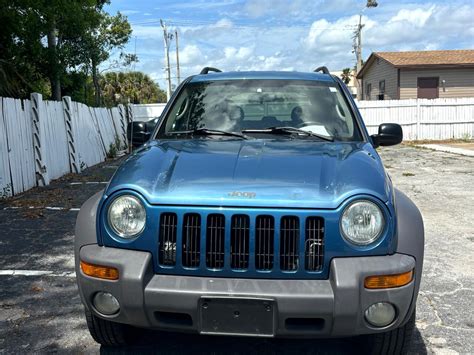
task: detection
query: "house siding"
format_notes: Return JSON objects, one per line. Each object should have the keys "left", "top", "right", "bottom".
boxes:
{"left": 400, "top": 68, "right": 474, "bottom": 99}
{"left": 361, "top": 58, "right": 398, "bottom": 100}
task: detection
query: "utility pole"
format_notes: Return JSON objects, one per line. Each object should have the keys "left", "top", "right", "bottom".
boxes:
{"left": 175, "top": 30, "right": 181, "bottom": 85}
{"left": 353, "top": 0, "right": 378, "bottom": 99}
{"left": 160, "top": 19, "right": 172, "bottom": 101}
{"left": 354, "top": 15, "right": 364, "bottom": 76}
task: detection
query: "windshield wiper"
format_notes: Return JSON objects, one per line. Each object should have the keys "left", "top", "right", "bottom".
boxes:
{"left": 242, "top": 126, "right": 334, "bottom": 142}
{"left": 167, "top": 128, "right": 249, "bottom": 140}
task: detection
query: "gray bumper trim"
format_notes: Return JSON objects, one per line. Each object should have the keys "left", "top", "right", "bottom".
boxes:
{"left": 78, "top": 245, "right": 416, "bottom": 337}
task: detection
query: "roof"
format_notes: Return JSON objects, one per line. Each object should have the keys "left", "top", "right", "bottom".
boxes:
{"left": 190, "top": 71, "right": 334, "bottom": 83}
{"left": 357, "top": 50, "right": 474, "bottom": 78}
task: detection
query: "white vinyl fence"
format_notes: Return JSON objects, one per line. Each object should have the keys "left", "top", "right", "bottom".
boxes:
{"left": 0, "top": 93, "right": 128, "bottom": 198}
{"left": 357, "top": 98, "right": 474, "bottom": 140}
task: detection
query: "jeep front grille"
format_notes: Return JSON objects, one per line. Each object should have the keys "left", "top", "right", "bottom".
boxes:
{"left": 305, "top": 217, "right": 324, "bottom": 271}
{"left": 182, "top": 213, "right": 201, "bottom": 267}
{"left": 159, "top": 213, "right": 177, "bottom": 265}
{"left": 255, "top": 215, "right": 275, "bottom": 270}
{"left": 230, "top": 215, "right": 250, "bottom": 269}
{"left": 206, "top": 214, "right": 225, "bottom": 269}
{"left": 158, "top": 213, "right": 324, "bottom": 277}
{"left": 280, "top": 216, "right": 300, "bottom": 271}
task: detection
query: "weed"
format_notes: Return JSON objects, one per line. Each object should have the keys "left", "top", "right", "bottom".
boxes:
{"left": 0, "top": 183, "right": 12, "bottom": 199}
{"left": 107, "top": 135, "right": 123, "bottom": 159}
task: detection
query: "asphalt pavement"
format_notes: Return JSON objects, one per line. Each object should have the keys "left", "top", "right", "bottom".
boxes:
{"left": 0, "top": 145, "right": 473, "bottom": 354}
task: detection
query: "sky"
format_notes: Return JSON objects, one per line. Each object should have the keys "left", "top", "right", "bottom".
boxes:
{"left": 104, "top": 0, "right": 474, "bottom": 89}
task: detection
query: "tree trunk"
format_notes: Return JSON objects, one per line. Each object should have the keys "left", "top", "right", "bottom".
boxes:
{"left": 92, "top": 61, "right": 101, "bottom": 106}
{"left": 47, "top": 28, "right": 61, "bottom": 101}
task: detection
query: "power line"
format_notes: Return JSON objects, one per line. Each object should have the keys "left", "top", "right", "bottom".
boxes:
{"left": 131, "top": 18, "right": 357, "bottom": 31}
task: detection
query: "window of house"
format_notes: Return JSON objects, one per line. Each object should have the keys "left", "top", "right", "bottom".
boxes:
{"left": 378, "top": 80, "right": 385, "bottom": 100}
{"left": 366, "top": 83, "right": 372, "bottom": 100}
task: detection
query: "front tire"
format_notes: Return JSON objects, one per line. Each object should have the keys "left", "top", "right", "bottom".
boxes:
{"left": 361, "top": 309, "right": 416, "bottom": 355}
{"left": 85, "top": 310, "right": 137, "bottom": 346}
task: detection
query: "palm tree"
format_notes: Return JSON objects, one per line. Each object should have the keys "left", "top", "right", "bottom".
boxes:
{"left": 340, "top": 68, "right": 352, "bottom": 85}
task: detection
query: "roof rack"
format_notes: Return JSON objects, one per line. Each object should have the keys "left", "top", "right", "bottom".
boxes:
{"left": 314, "top": 66, "right": 330, "bottom": 75}
{"left": 200, "top": 67, "right": 222, "bottom": 74}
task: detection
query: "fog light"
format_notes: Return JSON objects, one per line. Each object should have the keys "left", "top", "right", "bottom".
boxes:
{"left": 93, "top": 292, "right": 120, "bottom": 315}
{"left": 364, "top": 302, "right": 396, "bottom": 327}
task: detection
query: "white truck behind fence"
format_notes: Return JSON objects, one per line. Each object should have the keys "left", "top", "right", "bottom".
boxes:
{"left": 0, "top": 93, "right": 129, "bottom": 198}
{"left": 129, "top": 103, "right": 166, "bottom": 122}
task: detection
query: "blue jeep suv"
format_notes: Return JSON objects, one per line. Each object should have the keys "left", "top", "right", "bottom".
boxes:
{"left": 75, "top": 67, "right": 424, "bottom": 354}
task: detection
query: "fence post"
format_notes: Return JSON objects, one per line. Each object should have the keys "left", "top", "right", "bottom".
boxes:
{"left": 118, "top": 104, "right": 128, "bottom": 150}
{"left": 127, "top": 104, "right": 134, "bottom": 153}
{"left": 415, "top": 99, "right": 421, "bottom": 140}
{"left": 62, "top": 96, "right": 79, "bottom": 173}
{"left": 30, "top": 93, "right": 50, "bottom": 186}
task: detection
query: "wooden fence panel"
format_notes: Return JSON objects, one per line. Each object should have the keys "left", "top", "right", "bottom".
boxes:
{"left": 357, "top": 98, "right": 474, "bottom": 140}
{"left": 0, "top": 99, "right": 12, "bottom": 197}
{"left": 92, "top": 107, "right": 116, "bottom": 153}
{"left": 72, "top": 102, "right": 106, "bottom": 170}
{"left": 110, "top": 107, "right": 127, "bottom": 149}
{"left": 41, "top": 100, "right": 70, "bottom": 180}
{"left": 1, "top": 98, "right": 36, "bottom": 195}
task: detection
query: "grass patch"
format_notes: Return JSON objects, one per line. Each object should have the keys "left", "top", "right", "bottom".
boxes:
{"left": 404, "top": 138, "right": 474, "bottom": 145}
{"left": 402, "top": 172, "right": 415, "bottom": 177}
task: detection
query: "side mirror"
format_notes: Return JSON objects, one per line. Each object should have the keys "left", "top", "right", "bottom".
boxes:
{"left": 371, "top": 123, "right": 403, "bottom": 148}
{"left": 127, "top": 121, "right": 150, "bottom": 147}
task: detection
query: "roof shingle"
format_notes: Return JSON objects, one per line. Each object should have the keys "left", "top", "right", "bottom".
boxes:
{"left": 375, "top": 50, "right": 474, "bottom": 66}
{"left": 357, "top": 50, "right": 474, "bottom": 78}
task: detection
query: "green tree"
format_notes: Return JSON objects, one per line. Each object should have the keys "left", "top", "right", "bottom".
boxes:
{"left": 0, "top": 0, "right": 134, "bottom": 104}
{"left": 341, "top": 68, "right": 352, "bottom": 84}
{"left": 101, "top": 72, "right": 167, "bottom": 107}
{"left": 29, "top": 0, "right": 108, "bottom": 100}
{"left": 82, "top": 11, "right": 133, "bottom": 106}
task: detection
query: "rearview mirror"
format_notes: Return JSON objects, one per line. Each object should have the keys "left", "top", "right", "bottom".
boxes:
{"left": 371, "top": 123, "right": 403, "bottom": 148}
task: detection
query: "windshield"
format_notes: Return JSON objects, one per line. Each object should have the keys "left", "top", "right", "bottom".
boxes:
{"left": 157, "top": 79, "right": 362, "bottom": 141}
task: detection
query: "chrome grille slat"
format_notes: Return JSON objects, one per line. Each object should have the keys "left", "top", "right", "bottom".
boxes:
{"left": 182, "top": 213, "right": 201, "bottom": 267}
{"left": 305, "top": 217, "right": 324, "bottom": 271}
{"left": 280, "top": 216, "right": 299, "bottom": 271}
{"left": 159, "top": 213, "right": 177, "bottom": 265}
{"left": 255, "top": 215, "right": 274, "bottom": 270}
{"left": 206, "top": 214, "right": 225, "bottom": 269}
{"left": 231, "top": 215, "right": 250, "bottom": 269}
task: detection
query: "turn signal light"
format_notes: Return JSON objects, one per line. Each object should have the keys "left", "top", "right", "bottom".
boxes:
{"left": 364, "top": 270, "right": 413, "bottom": 289}
{"left": 80, "top": 261, "right": 119, "bottom": 280}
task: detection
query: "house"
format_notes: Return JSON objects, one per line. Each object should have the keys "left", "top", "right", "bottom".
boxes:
{"left": 356, "top": 50, "right": 474, "bottom": 100}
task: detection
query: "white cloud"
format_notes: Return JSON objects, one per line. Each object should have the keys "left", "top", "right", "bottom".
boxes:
{"left": 121, "top": 1, "right": 474, "bottom": 90}
{"left": 180, "top": 45, "right": 205, "bottom": 64}
{"left": 389, "top": 6, "right": 435, "bottom": 28}
{"left": 121, "top": 10, "right": 140, "bottom": 15}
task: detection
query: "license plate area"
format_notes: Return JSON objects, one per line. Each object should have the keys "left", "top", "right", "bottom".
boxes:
{"left": 199, "top": 297, "right": 275, "bottom": 337}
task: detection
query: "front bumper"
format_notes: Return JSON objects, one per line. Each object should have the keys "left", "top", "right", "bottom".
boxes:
{"left": 77, "top": 245, "right": 416, "bottom": 337}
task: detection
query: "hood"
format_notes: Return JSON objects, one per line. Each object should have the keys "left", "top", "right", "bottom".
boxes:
{"left": 106, "top": 139, "right": 391, "bottom": 209}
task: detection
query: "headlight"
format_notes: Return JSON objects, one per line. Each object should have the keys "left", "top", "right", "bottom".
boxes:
{"left": 340, "top": 200, "right": 384, "bottom": 245}
{"left": 107, "top": 195, "right": 146, "bottom": 238}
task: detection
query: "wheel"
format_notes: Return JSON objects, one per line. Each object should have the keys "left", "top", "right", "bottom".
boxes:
{"left": 85, "top": 309, "right": 137, "bottom": 346}
{"left": 360, "top": 309, "right": 416, "bottom": 355}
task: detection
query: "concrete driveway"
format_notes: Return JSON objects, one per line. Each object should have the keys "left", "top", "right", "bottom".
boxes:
{"left": 0, "top": 145, "right": 472, "bottom": 354}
